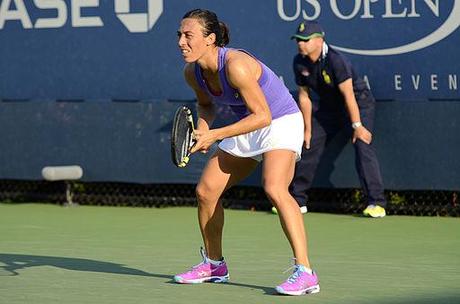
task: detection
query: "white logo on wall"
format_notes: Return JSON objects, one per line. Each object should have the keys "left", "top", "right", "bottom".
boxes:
{"left": 277, "top": 0, "right": 460, "bottom": 56}
{"left": 115, "top": 0, "right": 163, "bottom": 33}
{"left": 0, "top": 0, "right": 163, "bottom": 33}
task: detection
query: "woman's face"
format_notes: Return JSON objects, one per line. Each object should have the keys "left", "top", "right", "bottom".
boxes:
{"left": 178, "top": 18, "right": 212, "bottom": 63}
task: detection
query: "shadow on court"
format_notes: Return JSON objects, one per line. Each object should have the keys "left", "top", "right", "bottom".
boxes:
{"left": 0, "top": 253, "right": 273, "bottom": 294}
{"left": 1, "top": 254, "right": 459, "bottom": 301}
{"left": 0, "top": 253, "right": 157, "bottom": 277}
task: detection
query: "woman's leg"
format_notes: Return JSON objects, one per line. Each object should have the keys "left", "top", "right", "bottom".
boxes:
{"left": 197, "top": 149, "right": 258, "bottom": 260}
{"left": 262, "top": 149, "right": 310, "bottom": 267}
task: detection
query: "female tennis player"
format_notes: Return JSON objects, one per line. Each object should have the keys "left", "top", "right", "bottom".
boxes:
{"left": 173, "top": 9, "right": 320, "bottom": 296}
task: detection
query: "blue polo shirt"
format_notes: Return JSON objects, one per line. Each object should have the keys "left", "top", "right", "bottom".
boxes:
{"left": 293, "top": 43, "right": 370, "bottom": 112}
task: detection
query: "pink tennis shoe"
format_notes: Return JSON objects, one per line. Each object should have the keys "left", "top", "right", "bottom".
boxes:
{"left": 174, "top": 248, "right": 229, "bottom": 284}
{"left": 275, "top": 264, "right": 320, "bottom": 296}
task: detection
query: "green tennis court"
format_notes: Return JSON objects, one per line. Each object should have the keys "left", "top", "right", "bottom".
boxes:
{"left": 1, "top": 203, "right": 459, "bottom": 303}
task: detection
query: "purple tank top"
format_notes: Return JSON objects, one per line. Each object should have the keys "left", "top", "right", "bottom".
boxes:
{"left": 194, "top": 47, "right": 299, "bottom": 120}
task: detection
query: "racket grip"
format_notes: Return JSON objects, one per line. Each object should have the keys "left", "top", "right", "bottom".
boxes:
{"left": 178, "top": 156, "right": 190, "bottom": 168}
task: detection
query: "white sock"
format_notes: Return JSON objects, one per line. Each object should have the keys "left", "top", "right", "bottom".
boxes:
{"left": 208, "top": 258, "right": 224, "bottom": 266}
{"left": 298, "top": 265, "right": 313, "bottom": 274}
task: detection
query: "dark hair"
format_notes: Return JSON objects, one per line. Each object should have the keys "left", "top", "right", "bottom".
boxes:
{"left": 183, "top": 9, "right": 230, "bottom": 47}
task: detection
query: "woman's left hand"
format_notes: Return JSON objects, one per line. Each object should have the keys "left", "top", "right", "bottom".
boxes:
{"left": 190, "top": 129, "right": 218, "bottom": 154}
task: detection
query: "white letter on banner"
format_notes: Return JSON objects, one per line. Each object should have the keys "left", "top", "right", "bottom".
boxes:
{"left": 277, "top": 0, "right": 301, "bottom": 21}
{"left": 407, "top": 0, "right": 420, "bottom": 17}
{"left": 449, "top": 75, "right": 458, "bottom": 90}
{"left": 34, "top": 0, "right": 67, "bottom": 29}
{"left": 330, "top": 0, "right": 361, "bottom": 20}
{"left": 362, "top": 0, "right": 378, "bottom": 19}
{"left": 0, "top": 0, "right": 32, "bottom": 29}
{"left": 383, "top": 0, "right": 407, "bottom": 18}
{"left": 411, "top": 75, "right": 420, "bottom": 90}
{"left": 394, "top": 74, "right": 402, "bottom": 90}
{"left": 423, "top": 0, "right": 439, "bottom": 16}
{"left": 71, "top": 0, "right": 103, "bottom": 27}
{"left": 408, "top": 0, "right": 439, "bottom": 17}
{"left": 302, "top": 0, "right": 320, "bottom": 20}
{"left": 431, "top": 74, "right": 438, "bottom": 90}
{"left": 363, "top": 75, "right": 371, "bottom": 90}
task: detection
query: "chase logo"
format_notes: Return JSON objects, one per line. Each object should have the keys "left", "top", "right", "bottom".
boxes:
{"left": 0, "top": 0, "right": 163, "bottom": 33}
{"left": 115, "top": 0, "right": 163, "bottom": 33}
{"left": 278, "top": 0, "right": 460, "bottom": 56}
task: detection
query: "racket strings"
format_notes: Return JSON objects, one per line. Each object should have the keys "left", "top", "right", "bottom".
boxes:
{"left": 171, "top": 106, "right": 194, "bottom": 167}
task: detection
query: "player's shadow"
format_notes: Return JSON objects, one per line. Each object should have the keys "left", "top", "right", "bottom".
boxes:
{"left": 0, "top": 253, "right": 273, "bottom": 295}
{"left": 0, "top": 253, "right": 159, "bottom": 278}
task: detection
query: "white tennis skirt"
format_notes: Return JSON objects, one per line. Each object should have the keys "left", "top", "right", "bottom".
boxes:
{"left": 218, "top": 111, "right": 304, "bottom": 162}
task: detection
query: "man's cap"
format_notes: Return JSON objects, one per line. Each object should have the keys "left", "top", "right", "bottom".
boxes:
{"left": 291, "top": 21, "right": 325, "bottom": 41}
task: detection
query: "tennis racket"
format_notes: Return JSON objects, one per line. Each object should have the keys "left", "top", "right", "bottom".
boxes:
{"left": 171, "top": 106, "right": 196, "bottom": 168}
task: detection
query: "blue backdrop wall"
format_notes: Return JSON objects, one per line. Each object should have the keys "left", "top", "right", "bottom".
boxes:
{"left": 1, "top": 0, "right": 459, "bottom": 190}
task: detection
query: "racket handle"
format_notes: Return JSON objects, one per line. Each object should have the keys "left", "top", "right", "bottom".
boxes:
{"left": 178, "top": 156, "right": 190, "bottom": 168}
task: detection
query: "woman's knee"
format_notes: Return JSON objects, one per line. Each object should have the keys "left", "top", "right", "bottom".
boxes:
{"left": 196, "top": 182, "right": 220, "bottom": 205}
{"left": 263, "top": 183, "right": 285, "bottom": 206}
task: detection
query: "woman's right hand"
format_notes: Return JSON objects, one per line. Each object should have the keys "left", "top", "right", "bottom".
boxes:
{"left": 190, "top": 129, "right": 218, "bottom": 154}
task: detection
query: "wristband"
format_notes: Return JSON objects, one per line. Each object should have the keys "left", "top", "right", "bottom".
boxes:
{"left": 352, "top": 122, "right": 362, "bottom": 129}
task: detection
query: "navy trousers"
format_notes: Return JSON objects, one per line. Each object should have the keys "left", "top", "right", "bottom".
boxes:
{"left": 289, "top": 97, "right": 386, "bottom": 207}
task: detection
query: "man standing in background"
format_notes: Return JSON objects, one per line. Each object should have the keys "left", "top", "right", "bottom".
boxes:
{"left": 287, "top": 21, "right": 387, "bottom": 218}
